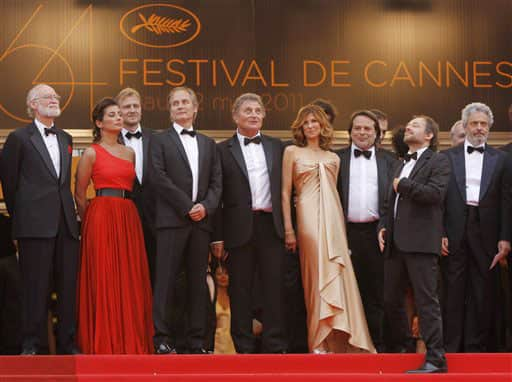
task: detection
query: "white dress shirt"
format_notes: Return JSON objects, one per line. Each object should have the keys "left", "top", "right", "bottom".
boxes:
{"left": 122, "top": 125, "right": 143, "bottom": 183}
{"left": 174, "top": 122, "right": 199, "bottom": 202}
{"left": 464, "top": 139, "right": 485, "bottom": 206}
{"left": 394, "top": 146, "right": 429, "bottom": 218}
{"left": 237, "top": 131, "right": 272, "bottom": 211}
{"left": 347, "top": 144, "right": 379, "bottom": 222}
{"left": 34, "top": 118, "right": 60, "bottom": 178}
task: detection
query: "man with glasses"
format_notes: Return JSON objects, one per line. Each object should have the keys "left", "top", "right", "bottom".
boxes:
{"left": 1, "top": 84, "right": 80, "bottom": 355}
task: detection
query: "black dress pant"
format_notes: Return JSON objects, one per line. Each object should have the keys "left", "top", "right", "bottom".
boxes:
{"left": 384, "top": 248, "right": 445, "bottom": 364}
{"left": 153, "top": 224, "right": 210, "bottom": 350}
{"left": 442, "top": 207, "right": 497, "bottom": 352}
{"left": 17, "top": 212, "right": 79, "bottom": 353}
{"left": 0, "top": 256, "right": 22, "bottom": 354}
{"left": 227, "top": 212, "right": 287, "bottom": 353}
{"left": 283, "top": 250, "right": 308, "bottom": 353}
{"left": 141, "top": 218, "right": 156, "bottom": 288}
{"left": 347, "top": 221, "right": 385, "bottom": 351}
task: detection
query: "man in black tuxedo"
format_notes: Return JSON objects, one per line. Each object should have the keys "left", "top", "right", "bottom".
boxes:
{"left": 1, "top": 84, "right": 79, "bottom": 355}
{"left": 442, "top": 102, "right": 511, "bottom": 352}
{"left": 378, "top": 115, "right": 450, "bottom": 373}
{"left": 212, "top": 93, "right": 287, "bottom": 353}
{"left": 116, "top": 87, "right": 156, "bottom": 285}
{"left": 150, "top": 86, "right": 221, "bottom": 354}
{"left": 501, "top": 103, "right": 512, "bottom": 153}
{"left": 336, "top": 110, "right": 398, "bottom": 352}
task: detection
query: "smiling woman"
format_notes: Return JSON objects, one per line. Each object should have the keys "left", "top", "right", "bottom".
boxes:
{"left": 282, "top": 104, "right": 375, "bottom": 354}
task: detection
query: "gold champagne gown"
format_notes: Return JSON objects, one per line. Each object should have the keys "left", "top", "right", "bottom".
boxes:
{"left": 292, "top": 149, "right": 375, "bottom": 353}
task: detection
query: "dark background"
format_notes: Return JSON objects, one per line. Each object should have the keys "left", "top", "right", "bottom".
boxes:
{"left": 0, "top": 0, "right": 511, "bottom": 132}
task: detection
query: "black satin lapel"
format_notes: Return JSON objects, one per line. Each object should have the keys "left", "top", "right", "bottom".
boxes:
{"left": 228, "top": 135, "right": 249, "bottom": 181}
{"left": 57, "top": 129, "right": 70, "bottom": 185}
{"left": 479, "top": 148, "right": 498, "bottom": 201}
{"left": 261, "top": 135, "right": 273, "bottom": 175}
{"left": 197, "top": 133, "right": 207, "bottom": 182}
{"left": 376, "top": 150, "right": 386, "bottom": 207}
{"left": 141, "top": 129, "right": 150, "bottom": 183}
{"left": 29, "top": 125, "right": 58, "bottom": 179}
{"left": 452, "top": 146, "right": 467, "bottom": 202}
{"left": 341, "top": 149, "right": 350, "bottom": 208}
{"left": 409, "top": 149, "right": 432, "bottom": 179}
{"left": 168, "top": 127, "right": 192, "bottom": 171}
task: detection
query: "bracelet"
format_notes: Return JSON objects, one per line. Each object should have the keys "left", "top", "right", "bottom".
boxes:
{"left": 285, "top": 230, "right": 295, "bottom": 235}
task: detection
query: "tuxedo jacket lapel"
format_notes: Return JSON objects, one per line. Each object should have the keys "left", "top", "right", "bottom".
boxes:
{"left": 168, "top": 127, "right": 192, "bottom": 174}
{"left": 228, "top": 134, "right": 249, "bottom": 181}
{"left": 56, "top": 129, "right": 70, "bottom": 185}
{"left": 451, "top": 145, "right": 467, "bottom": 203}
{"left": 28, "top": 124, "right": 58, "bottom": 180}
{"left": 375, "top": 149, "right": 389, "bottom": 209}
{"left": 261, "top": 135, "right": 274, "bottom": 176}
{"left": 340, "top": 149, "right": 350, "bottom": 210}
{"left": 479, "top": 146, "right": 498, "bottom": 201}
{"left": 197, "top": 133, "right": 207, "bottom": 184}
{"left": 141, "top": 128, "right": 151, "bottom": 183}
{"left": 409, "top": 148, "right": 432, "bottom": 180}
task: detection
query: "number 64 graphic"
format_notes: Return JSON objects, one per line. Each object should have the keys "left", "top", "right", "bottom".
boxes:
{"left": 0, "top": 4, "right": 106, "bottom": 123}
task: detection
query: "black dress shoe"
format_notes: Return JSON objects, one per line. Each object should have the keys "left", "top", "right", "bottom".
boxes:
{"left": 188, "top": 348, "right": 209, "bottom": 354}
{"left": 58, "top": 346, "right": 82, "bottom": 355}
{"left": 20, "top": 347, "right": 38, "bottom": 355}
{"left": 406, "top": 361, "right": 448, "bottom": 374}
{"left": 67, "top": 347, "right": 82, "bottom": 355}
{"left": 155, "top": 343, "right": 177, "bottom": 355}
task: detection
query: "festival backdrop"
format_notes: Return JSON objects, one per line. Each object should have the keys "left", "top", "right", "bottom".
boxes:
{"left": 0, "top": 0, "right": 511, "bottom": 132}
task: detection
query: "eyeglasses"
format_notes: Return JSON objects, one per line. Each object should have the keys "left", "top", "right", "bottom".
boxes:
{"left": 34, "top": 94, "right": 61, "bottom": 101}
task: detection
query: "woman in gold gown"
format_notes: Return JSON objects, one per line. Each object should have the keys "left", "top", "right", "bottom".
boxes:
{"left": 281, "top": 104, "right": 375, "bottom": 354}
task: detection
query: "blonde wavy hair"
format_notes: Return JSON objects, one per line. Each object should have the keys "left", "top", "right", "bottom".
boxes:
{"left": 291, "top": 104, "right": 334, "bottom": 150}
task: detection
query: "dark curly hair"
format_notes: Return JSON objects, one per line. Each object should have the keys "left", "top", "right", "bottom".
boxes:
{"left": 391, "top": 125, "right": 408, "bottom": 160}
{"left": 91, "top": 97, "right": 120, "bottom": 143}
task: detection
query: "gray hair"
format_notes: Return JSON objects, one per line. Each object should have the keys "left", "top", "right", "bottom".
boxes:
{"left": 461, "top": 102, "right": 494, "bottom": 128}
{"left": 26, "top": 84, "right": 52, "bottom": 118}
{"left": 167, "top": 86, "right": 198, "bottom": 108}
{"left": 231, "top": 93, "right": 265, "bottom": 117}
{"left": 449, "top": 120, "right": 463, "bottom": 137}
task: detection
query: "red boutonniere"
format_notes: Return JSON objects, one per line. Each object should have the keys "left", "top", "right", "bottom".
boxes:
{"left": 68, "top": 145, "right": 73, "bottom": 155}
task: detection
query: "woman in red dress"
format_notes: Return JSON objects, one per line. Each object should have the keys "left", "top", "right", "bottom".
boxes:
{"left": 75, "top": 97, "right": 153, "bottom": 354}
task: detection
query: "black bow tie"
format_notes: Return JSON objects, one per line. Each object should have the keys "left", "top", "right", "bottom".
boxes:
{"left": 244, "top": 136, "right": 262, "bottom": 145}
{"left": 354, "top": 149, "right": 372, "bottom": 159}
{"left": 44, "top": 127, "right": 57, "bottom": 136}
{"left": 181, "top": 129, "right": 196, "bottom": 137}
{"left": 404, "top": 152, "right": 418, "bottom": 162}
{"left": 125, "top": 131, "right": 142, "bottom": 140}
{"left": 467, "top": 145, "right": 485, "bottom": 154}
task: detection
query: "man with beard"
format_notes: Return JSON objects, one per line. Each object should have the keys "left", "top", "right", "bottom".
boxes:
{"left": 116, "top": 88, "right": 156, "bottom": 284}
{"left": 378, "top": 115, "right": 450, "bottom": 373}
{"left": 442, "top": 103, "right": 511, "bottom": 352}
{"left": 1, "top": 84, "right": 79, "bottom": 355}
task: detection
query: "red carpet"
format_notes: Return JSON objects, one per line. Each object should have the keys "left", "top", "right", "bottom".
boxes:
{"left": 0, "top": 353, "right": 510, "bottom": 381}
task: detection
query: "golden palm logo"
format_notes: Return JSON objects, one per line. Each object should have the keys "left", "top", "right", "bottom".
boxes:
{"left": 131, "top": 13, "right": 191, "bottom": 35}
{"left": 120, "top": 4, "right": 201, "bottom": 48}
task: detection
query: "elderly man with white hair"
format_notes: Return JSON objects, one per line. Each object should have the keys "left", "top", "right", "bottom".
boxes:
{"left": 1, "top": 84, "right": 80, "bottom": 355}
{"left": 441, "top": 102, "right": 512, "bottom": 352}
{"left": 449, "top": 120, "right": 465, "bottom": 147}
